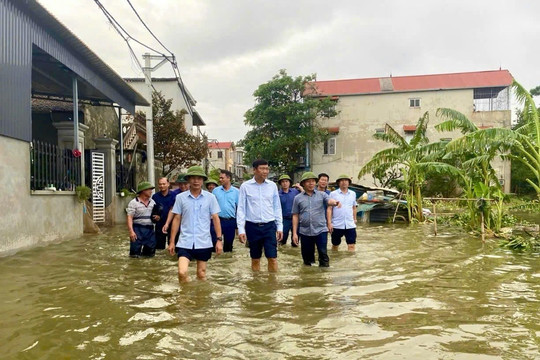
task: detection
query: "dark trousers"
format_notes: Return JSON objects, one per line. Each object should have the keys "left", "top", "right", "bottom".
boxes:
{"left": 280, "top": 218, "right": 294, "bottom": 245}
{"left": 154, "top": 222, "right": 169, "bottom": 250}
{"left": 130, "top": 224, "right": 156, "bottom": 257}
{"left": 300, "top": 232, "right": 329, "bottom": 267}
{"left": 211, "top": 217, "right": 237, "bottom": 252}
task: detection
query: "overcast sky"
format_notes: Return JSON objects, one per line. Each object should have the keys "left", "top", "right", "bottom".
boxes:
{"left": 39, "top": 0, "right": 540, "bottom": 142}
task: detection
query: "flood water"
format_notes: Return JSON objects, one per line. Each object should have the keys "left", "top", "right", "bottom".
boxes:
{"left": 0, "top": 223, "right": 538, "bottom": 359}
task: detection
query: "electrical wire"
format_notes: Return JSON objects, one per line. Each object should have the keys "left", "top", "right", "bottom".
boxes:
{"left": 125, "top": 0, "right": 174, "bottom": 56}
{"left": 95, "top": 0, "right": 196, "bottom": 118}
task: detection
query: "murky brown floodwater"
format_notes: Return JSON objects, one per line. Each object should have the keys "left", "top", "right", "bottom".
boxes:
{"left": 0, "top": 222, "right": 538, "bottom": 359}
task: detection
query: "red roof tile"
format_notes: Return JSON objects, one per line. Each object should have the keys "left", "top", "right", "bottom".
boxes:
{"left": 208, "top": 141, "right": 234, "bottom": 149}
{"left": 309, "top": 70, "right": 513, "bottom": 96}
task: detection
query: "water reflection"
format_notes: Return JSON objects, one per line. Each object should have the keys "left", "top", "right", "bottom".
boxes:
{"left": 0, "top": 223, "right": 538, "bottom": 359}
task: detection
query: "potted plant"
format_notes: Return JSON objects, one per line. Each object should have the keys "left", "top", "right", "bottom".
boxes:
{"left": 75, "top": 185, "right": 91, "bottom": 203}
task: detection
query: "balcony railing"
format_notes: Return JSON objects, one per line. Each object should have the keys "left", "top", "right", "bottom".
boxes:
{"left": 30, "top": 140, "right": 81, "bottom": 191}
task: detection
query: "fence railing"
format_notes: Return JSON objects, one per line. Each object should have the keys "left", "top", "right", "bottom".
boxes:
{"left": 30, "top": 140, "right": 81, "bottom": 191}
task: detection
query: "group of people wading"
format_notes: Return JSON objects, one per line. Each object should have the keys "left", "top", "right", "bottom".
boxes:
{"left": 126, "top": 159, "right": 358, "bottom": 283}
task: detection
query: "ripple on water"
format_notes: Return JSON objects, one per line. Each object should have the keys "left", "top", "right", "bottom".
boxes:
{"left": 130, "top": 297, "right": 171, "bottom": 309}
{"left": 118, "top": 328, "right": 156, "bottom": 346}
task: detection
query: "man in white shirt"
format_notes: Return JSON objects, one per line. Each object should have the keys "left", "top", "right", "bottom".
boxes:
{"left": 328, "top": 174, "right": 357, "bottom": 251}
{"left": 237, "top": 159, "right": 283, "bottom": 272}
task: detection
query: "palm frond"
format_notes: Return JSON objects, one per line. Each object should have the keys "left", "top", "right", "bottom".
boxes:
{"left": 373, "top": 123, "right": 409, "bottom": 149}
{"left": 435, "top": 108, "right": 478, "bottom": 134}
{"left": 410, "top": 112, "right": 429, "bottom": 147}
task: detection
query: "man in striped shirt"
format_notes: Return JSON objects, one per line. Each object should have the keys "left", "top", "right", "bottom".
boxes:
{"left": 127, "top": 181, "right": 158, "bottom": 257}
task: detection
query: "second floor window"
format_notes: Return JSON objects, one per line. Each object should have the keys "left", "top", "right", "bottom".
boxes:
{"left": 218, "top": 151, "right": 223, "bottom": 159}
{"left": 323, "top": 137, "right": 336, "bottom": 155}
{"left": 409, "top": 98, "right": 421, "bottom": 108}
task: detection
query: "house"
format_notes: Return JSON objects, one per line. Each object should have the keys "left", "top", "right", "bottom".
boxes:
{"left": 206, "top": 142, "right": 235, "bottom": 174}
{"left": 233, "top": 146, "right": 248, "bottom": 180}
{"left": 0, "top": 0, "right": 148, "bottom": 254}
{"left": 308, "top": 70, "right": 513, "bottom": 193}
{"left": 123, "top": 78, "right": 206, "bottom": 135}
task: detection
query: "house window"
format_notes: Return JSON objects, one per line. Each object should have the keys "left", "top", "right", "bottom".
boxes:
{"left": 217, "top": 151, "right": 223, "bottom": 159}
{"left": 323, "top": 137, "right": 336, "bottom": 155}
{"left": 473, "top": 87, "right": 509, "bottom": 112}
{"left": 375, "top": 128, "right": 385, "bottom": 134}
{"left": 409, "top": 98, "right": 421, "bottom": 108}
{"left": 440, "top": 137, "right": 452, "bottom": 142}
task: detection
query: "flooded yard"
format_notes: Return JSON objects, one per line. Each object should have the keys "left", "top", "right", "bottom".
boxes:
{"left": 0, "top": 223, "right": 538, "bottom": 359}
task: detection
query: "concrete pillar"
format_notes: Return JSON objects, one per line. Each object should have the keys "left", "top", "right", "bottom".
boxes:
{"left": 53, "top": 121, "right": 89, "bottom": 185}
{"left": 94, "top": 137, "right": 119, "bottom": 226}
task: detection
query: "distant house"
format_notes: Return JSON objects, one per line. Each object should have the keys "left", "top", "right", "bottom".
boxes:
{"left": 233, "top": 146, "right": 248, "bottom": 180}
{"left": 307, "top": 70, "right": 513, "bottom": 192}
{"left": 124, "top": 78, "right": 206, "bottom": 135}
{"left": 206, "top": 142, "right": 235, "bottom": 174}
{"left": 0, "top": 0, "right": 148, "bottom": 254}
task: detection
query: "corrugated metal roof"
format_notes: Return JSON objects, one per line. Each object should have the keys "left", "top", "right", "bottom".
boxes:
{"left": 310, "top": 70, "right": 513, "bottom": 96}
{"left": 12, "top": 0, "right": 149, "bottom": 108}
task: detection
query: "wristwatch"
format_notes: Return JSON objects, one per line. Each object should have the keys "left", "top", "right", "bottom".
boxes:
{"left": 216, "top": 236, "right": 223, "bottom": 241}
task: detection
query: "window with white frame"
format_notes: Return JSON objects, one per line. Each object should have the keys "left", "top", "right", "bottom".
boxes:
{"left": 409, "top": 98, "right": 421, "bottom": 108}
{"left": 217, "top": 151, "right": 223, "bottom": 159}
{"left": 323, "top": 137, "right": 336, "bottom": 155}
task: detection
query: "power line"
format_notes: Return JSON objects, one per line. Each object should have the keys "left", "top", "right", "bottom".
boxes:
{"left": 93, "top": 0, "right": 157, "bottom": 93}
{"left": 125, "top": 0, "right": 174, "bottom": 56}
{"left": 95, "top": 0, "right": 196, "bottom": 119}
{"left": 123, "top": 0, "right": 195, "bottom": 118}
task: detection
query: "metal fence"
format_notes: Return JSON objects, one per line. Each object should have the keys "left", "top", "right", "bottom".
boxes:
{"left": 30, "top": 140, "right": 81, "bottom": 191}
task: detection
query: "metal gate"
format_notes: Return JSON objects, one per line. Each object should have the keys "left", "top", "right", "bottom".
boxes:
{"left": 91, "top": 152, "right": 105, "bottom": 223}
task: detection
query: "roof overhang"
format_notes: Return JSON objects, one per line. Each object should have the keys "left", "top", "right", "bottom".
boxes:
{"left": 192, "top": 111, "right": 206, "bottom": 126}
{"left": 17, "top": 0, "right": 149, "bottom": 113}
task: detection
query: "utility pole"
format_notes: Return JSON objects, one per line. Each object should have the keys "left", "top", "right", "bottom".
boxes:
{"left": 142, "top": 53, "right": 170, "bottom": 185}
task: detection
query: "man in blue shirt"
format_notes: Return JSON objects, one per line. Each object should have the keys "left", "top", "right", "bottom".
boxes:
{"left": 277, "top": 174, "right": 301, "bottom": 247}
{"left": 237, "top": 159, "right": 283, "bottom": 272}
{"left": 152, "top": 177, "right": 176, "bottom": 250}
{"left": 168, "top": 166, "right": 223, "bottom": 282}
{"left": 212, "top": 169, "right": 239, "bottom": 252}
{"left": 317, "top": 173, "right": 331, "bottom": 194}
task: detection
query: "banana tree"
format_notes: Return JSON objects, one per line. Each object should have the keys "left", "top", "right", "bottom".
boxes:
{"left": 358, "top": 112, "right": 463, "bottom": 222}
{"left": 437, "top": 80, "right": 539, "bottom": 198}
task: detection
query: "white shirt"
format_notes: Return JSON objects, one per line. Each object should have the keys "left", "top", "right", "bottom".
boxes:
{"left": 329, "top": 188, "right": 357, "bottom": 229}
{"left": 237, "top": 177, "right": 283, "bottom": 234}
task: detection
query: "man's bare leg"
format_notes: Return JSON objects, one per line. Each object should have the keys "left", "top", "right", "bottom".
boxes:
{"left": 178, "top": 257, "right": 191, "bottom": 283}
{"left": 332, "top": 245, "right": 339, "bottom": 251}
{"left": 196, "top": 260, "right": 207, "bottom": 280}
{"left": 347, "top": 244, "right": 355, "bottom": 252}
{"left": 267, "top": 257, "right": 278, "bottom": 272}
{"left": 251, "top": 258, "right": 261, "bottom": 271}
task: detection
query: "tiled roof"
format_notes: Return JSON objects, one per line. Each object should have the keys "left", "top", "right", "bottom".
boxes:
{"left": 208, "top": 141, "right": 234, "bottom": 149}
{"left": 309, "top": 70, "right": 513, "bottom": 96}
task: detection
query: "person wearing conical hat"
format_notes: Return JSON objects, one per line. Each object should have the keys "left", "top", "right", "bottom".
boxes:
{"left": 291, "top": 172, "right": 341, "bottom": 267}
{"left": 126, "top": 181, "right": 157, "bottom": 257}
{"left": 167, "top": 165, "right": 223, "bottom": 282}
{"left": 328, "top": 174, "right": 357, "bottom": 251}
{"left": 277, "top": 174, "right": 302, "bottom": 247}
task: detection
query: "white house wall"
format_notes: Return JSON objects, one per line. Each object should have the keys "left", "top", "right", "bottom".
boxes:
{"left": 127, "top": 81, "right": 194, "bottom": 133}
{"left": 311, "top": 88, "right": 511, "bottom": 192}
